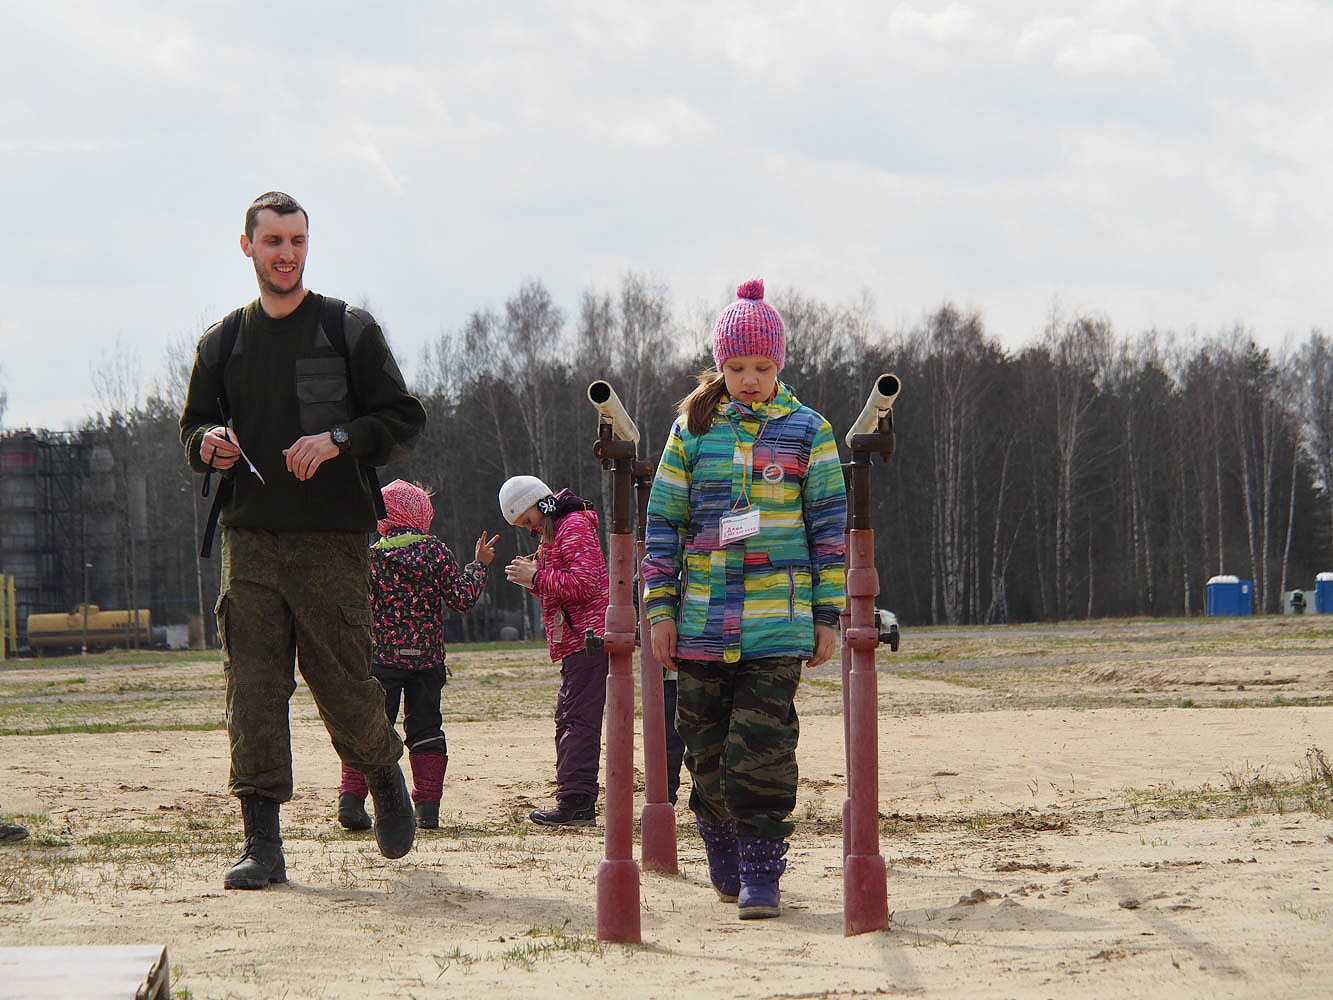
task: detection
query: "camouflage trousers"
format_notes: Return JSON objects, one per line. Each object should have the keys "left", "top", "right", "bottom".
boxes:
{"left": 675, "top": 654, "right": 802, "bottom": 840}
{"left": 218, "top": 527, "right": 403, "bottom": 802}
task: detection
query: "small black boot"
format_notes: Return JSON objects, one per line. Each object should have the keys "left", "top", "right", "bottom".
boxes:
{"left": 414, "top": 802, "right": 440, "bottom": 829}
{"left": 530, "top": 794, "right": 596, "bottom": 827}
{"left": 365, "top": 763, "right": 416, "bottom": 859}
{"left": 337, "top": 793, "right": 372, "bottom": 832}
{"left": 224, "top": 796, "right": 287, "bottom": 890}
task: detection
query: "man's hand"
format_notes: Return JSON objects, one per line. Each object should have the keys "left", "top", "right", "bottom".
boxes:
{"left": 201, "top": 426, "right": 241, "bottom": 470}
{"left": 650, "top": 619, "right": 678, "bottom": 668}
{"left": 283, "top": 432, "right": 339, "bottom": 482}
{"left": 475, "top": 532, "right": 499, "bottom": 566}
{"left": 807, "top": 623, "right": 838, "bottom": 668}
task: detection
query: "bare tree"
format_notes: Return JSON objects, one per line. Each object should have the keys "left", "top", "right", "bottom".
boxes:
{"left": 1297, "top": 331, "right": 1333, "bottom": 552}
{"left": 1038, "top": 310, "right": 1112, "bottom": 619}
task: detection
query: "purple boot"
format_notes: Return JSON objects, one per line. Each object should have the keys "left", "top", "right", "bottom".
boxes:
{"left": 737, "top": 836, "right": 789, "bottom": 919}
{"left": 695, "top": 817, "right": 741, "bottom": 902}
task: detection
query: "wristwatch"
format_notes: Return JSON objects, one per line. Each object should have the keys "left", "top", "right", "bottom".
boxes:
{"left": 330, "top": 425, "right": 351, "bottom": 454}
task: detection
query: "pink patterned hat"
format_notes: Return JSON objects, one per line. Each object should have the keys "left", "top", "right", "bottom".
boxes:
{"left": 711, "top": 278, "right": 786, "bottom": 372}
{"left": 377, "top": 479, "right": 434, "bottom": 536}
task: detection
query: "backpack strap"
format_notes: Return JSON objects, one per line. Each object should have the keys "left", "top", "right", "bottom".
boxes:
{"left": 199, "top": 307, "right": 246, "bottom": 558}
{"left": 317, "top": 297, "right": 388, "bottom": 521}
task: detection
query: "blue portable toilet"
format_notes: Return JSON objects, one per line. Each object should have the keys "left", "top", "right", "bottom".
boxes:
{"left": 1316, "top": 572, "right": 1333, "bottom": 614}
{"left": 1206, "top": 575, "right": 1253, "bottom": 616}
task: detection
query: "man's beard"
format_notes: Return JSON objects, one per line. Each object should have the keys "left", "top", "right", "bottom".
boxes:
{"left": 254, "top": 260, "right": 304, "bottom": 297}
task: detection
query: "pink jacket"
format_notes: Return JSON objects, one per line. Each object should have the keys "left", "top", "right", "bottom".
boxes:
{"left": 531, "top": 494, "right": 610, "bottom": 661}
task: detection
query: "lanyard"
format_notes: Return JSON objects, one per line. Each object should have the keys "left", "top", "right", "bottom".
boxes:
{"left": 723, "top": 405, "right": 772, "bottom": 514}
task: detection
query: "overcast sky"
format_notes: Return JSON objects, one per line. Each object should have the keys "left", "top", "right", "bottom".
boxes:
{"left": 2, "top": 1, "right": 1330, "bottom": 430}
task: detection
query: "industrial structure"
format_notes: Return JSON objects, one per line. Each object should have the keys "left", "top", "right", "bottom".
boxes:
{"left": 0, "top": 430, "right": 119, "bottom": 651}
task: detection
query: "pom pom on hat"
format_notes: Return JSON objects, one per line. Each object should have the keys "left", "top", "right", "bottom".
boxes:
{"left": 377, "top": 479, "right": 434, "bottom": 536}
{"left": 737, "top": 278, "right": 765, "bottom": 300}
{"left": 712, "top": 277, "right": 786, "bottom": 371}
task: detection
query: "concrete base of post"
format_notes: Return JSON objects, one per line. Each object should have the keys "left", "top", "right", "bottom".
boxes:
{"left": 843, "top": 853, "right": 889, "bottom": 936}
{"left": 639, "top": 802, "right": 678, "bottom": 874}
{"left": 596, "top": 859, "right": 642, "bottom": 943}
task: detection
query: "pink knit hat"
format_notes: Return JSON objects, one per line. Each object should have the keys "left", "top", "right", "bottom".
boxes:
{"left": 377, "top": 479, "right": 435, "bottom": 536}
{"left": 712, "top": 278, "right": 786, "bottom": 372}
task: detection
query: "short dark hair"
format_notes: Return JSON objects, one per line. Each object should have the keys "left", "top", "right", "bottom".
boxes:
{"left": 244, "top": 191, "right": 308, "bottom": 240}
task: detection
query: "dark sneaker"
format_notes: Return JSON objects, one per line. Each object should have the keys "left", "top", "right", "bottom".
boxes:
{"left": 530, "top": 796, "right": 595, "bottom": 827}
{"left": 337, "top": 793, "right": 372, "bottom": 832}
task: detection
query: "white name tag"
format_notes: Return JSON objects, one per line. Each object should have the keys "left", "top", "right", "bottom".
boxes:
{"left": 719, "top": 508, "right": 761, "bottom": 545}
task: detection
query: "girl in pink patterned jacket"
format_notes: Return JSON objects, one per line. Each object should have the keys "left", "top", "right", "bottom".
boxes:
{"left": 336, "top": 480, "right": 497, "bottom": 832}
{"left": 499, "top": 475, "right": 610, "bottom": 827}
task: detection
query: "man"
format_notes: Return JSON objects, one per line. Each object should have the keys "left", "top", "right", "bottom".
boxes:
{"left": 180, "top": 191, "right": 427, "bottom": 890}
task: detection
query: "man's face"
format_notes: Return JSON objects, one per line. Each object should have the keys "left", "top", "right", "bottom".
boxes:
{"left": 241, "top": 209, "right": 308, "bottom": 297}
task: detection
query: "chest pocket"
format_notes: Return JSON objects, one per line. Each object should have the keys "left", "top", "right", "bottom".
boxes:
{"left": 295, "top": 357, "right": 352, "bottom": 434}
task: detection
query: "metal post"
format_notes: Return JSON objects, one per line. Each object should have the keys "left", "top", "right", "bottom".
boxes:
{"left": 0, "top": 574, "right": 8, "bottom": 659}
{"left": 840, "top": 374, "right": 899, "bottom": 937}
{"left": 81, "top": 562, "right": 91, "bottom": 656}
{"left": 588, "top": 381, "right": 642, "bottom": 944}
{"left": 634, "top": 459, "right": 678, "bottom": 874}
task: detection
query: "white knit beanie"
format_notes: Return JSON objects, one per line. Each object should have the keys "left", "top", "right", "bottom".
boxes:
{"left": 498, "top": 475, "right": 554, "bottom": 525}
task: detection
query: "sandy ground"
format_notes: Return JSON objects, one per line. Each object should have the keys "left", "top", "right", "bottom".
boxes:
{"left": 1, "top": 618, "right": 1331, "bottom": 999}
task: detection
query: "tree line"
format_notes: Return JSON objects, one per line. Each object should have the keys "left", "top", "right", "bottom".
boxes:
{"left": 13, "top": 274, "right": 1333, "bottom": 640}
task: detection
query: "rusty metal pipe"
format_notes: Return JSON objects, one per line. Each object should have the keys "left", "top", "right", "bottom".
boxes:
{"left": 840, "top": 377, "right": 899, "bottom": 937}
{"left": 590, "top": 385, "right": 642, "bottom": 944}
{"left": 635, "top": 459, "right": 678, "bottom": 874}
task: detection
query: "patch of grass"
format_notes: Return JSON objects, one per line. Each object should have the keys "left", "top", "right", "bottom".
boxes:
{"left": 499, "top": 923, "right": 609, "bottom": 969}
{"left": 0, "top": 721, "right": 225, "bottom": 736}
{"left": 1121, "top": 755, "right": 1332, "bottom": 821}
{"left": 1278, "top": 903, "right": 1326, "bottom": 921}
{"left": 433, "top": 945, "right": 481, "bottom": 972}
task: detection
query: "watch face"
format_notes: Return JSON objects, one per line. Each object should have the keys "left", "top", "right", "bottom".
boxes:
{"left": 332, "top": 426, "right": 349, "bottom": 446}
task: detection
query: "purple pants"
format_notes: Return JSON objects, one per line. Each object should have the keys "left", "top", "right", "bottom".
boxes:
{"left": 553, "top": 647, "right": 609, "bottom": 801}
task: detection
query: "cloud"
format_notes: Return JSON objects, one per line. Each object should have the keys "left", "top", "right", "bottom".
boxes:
{"left": 3, "top": 1, "right": 1333, "bottom": 429}
{"left": 888, "top": 2, "right": 979, "bottom": 42}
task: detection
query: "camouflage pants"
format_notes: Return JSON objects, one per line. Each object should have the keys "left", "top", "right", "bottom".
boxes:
{"left": 675, "top": 654, "right": 802, "bottom": 840}
{"left": 217, "top": 527, "right": 403, "bottom": 802}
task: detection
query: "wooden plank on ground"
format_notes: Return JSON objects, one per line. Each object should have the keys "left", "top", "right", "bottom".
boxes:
{"left": 0, "top": 945, "right": 169, "bottom": 1000}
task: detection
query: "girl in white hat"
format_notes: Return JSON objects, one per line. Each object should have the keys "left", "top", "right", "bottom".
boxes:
{"left": 499, "top": 475, "right": 611, "bottom": 826}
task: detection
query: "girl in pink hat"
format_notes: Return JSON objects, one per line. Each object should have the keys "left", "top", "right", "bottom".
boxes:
{"left": 335, "top": 479, "right": 498, "bottom": 831}
{"left": 643, "top": 279, "right": 848, "bottom": 919}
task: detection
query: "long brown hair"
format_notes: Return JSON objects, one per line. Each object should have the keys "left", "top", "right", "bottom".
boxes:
{"left": 677, "top": 370, "right": 728, "bottom": 437}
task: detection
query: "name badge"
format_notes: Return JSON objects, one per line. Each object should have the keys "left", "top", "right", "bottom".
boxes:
{"left": 719, "top": 508, "right": 761, "bottom": 545}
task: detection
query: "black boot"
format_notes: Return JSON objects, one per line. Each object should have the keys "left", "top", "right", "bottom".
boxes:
{"left": 530, "top": 794, "right": 596, "bottom": 827}
{"left": 414, "top": 802, "right": 440, "bottom": 829}
{"left": 365, "top": 764, "right": 416, "bottom": 859}
{"left": 0, "top": 823, "right": 29, "bottom": 843}
{"left": 337, "top": 793, "right": 372, "bottom": 831}
{"left": 224, "top": 796, "right": 287, "bottom": 890}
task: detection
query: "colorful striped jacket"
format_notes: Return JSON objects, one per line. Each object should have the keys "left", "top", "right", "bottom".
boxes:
{"left": 642, "top": 383, "right": 847, "bottom": 663}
